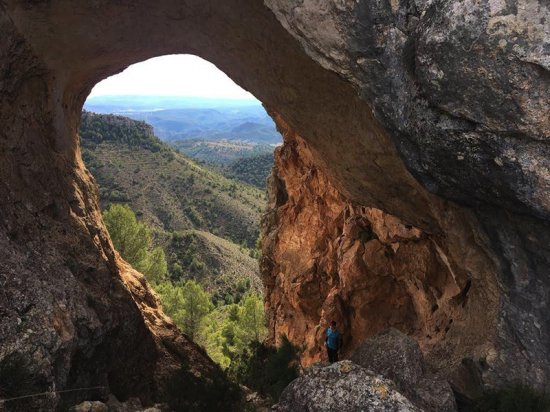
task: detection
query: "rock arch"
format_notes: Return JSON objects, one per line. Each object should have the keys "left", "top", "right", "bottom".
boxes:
{"left": 1, "top": 0, "right": 550, "bottom": 406}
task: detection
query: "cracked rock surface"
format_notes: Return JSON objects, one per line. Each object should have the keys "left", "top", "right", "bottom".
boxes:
{"left": 351, "top": 329, "right": 457, "bottom": 412}
{"left": 274, "top": 361, "right": 422, "bottom": 412}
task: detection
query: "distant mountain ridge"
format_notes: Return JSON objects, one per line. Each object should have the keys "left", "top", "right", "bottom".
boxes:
{"left": 84, "top": 95, "right": 282, "bottom": 145}
{"left": 85, "top": 94, "right": 265, "bottom": 110}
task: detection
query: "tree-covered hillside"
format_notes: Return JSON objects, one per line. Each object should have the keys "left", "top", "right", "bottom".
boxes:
{"left": 80, "top": 111, "right": 264, "bottom": 248}
{"left": 80, "top": 111, "right": 165, "bottom": 151}
{"left": 219, "top": 153, "right": 275, "bottom": 189}
{"left": 169, "top": 139, "right": 274, "bottom": 164}
{"left": 169, "top": 139, "right": 276, "bottom": 189}
{"left": 155, "top": 229, "right": 262, "bottom": 300}
{"left": 79, "top": 111, "right": 265, "bottom": 300}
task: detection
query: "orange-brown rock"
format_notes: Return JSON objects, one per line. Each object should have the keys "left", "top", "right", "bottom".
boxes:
{"left": 262, "top": 114, "right": 501, "bottom": 396}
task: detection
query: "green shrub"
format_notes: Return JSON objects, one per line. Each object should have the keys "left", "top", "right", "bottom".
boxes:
{"left": 184, "top": 206, "right": 203, "bottom": 226}
{"left": 172, "top": 262, "right": 184, "bottom": 278}
{"left": 228, "top": 336, "right": 301, "bottom": 403}
{"left": 166, "top": 362, "right": 240, "bottom": 412}
{"left": 465, "top": 383, "right": 550, "bottom": 412}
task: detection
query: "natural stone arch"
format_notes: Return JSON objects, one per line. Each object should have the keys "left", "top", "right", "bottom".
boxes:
{"left": 3, "top": 0, "right": 433, "bottom": 225}
{"left": 1, "top": 0, "right": 550, "bottom": 407}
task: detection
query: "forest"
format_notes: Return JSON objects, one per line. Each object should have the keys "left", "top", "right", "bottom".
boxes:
{"left": 79, "top": 112, "right": 300, "bottom": 407}
{"left": 103, "top": 203, "right": 300, "bottom": 407}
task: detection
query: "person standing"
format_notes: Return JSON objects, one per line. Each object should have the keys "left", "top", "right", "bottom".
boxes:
{"left": 326, "top": 320, "right": 343, "bottom": 363}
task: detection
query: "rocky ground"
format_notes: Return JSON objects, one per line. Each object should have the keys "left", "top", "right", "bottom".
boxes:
{"left": 274, "top": 328, "right": 456, "bottom": 412}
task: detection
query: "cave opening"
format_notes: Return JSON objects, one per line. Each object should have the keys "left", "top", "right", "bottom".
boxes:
{"left": 63, "top": 41, "right": 472, "bottom": 407}
{"left": 78, "top": 53, "right": 276, "bottom": 372}
{"left": 68, "top": 40, "right": 499, "bottom": 407}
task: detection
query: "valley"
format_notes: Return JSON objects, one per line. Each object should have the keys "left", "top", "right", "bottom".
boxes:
{"left": 84, "top": 95, "right": 282, "bottom": 144}
{"left": 169, "top": 139, "right": 275, "bottom": 189}
{"left": 79, "top": 111, "right": 266, "bottom": 299}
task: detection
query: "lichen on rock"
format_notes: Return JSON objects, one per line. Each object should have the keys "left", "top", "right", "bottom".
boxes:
{"left": 274, "top": 361, "right": 422, "bottom": 412}
{"left": 351, "top": 329, "right": 457, "bottom": 412}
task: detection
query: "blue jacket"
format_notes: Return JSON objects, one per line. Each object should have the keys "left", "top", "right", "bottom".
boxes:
{"left": 326, "top": 328, "right": 343, "bottom": 350}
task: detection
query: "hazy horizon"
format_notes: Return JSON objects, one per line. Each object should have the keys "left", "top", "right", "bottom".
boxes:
{"left": 86, "top": 94, "right": 260, "bottom": 104}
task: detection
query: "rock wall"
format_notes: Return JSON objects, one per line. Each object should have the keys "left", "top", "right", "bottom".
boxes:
{"left": 0, "top": 9, "right": 215, "bottom": 408}
{"left": 262, "top": 113, "right": 548, "bottom": 397}
{"left": 259, "top": 0, "right": 550, "bottom": 397}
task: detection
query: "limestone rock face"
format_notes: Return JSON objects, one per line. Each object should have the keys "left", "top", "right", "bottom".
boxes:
{"left": 351, "top": 329, "right": 456, "bottom": 412}
{"left": 256, "top": 5, "right": 550, "bottom": 396}
{"left": 262, "top": 115, "right": 499, "bottom": 398}
{"left": 265, "top": 0, "right": 550, "bottom": 221}
{"left": 0, "top": 12, "right": 214, "bottom": 398}
{"left": 274, "top": 361, "right": 422, "bottom": 412}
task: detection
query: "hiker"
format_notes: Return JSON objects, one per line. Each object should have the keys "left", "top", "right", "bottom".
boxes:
{"left": 326, "top": 320, "right": 343, "bottom": 363}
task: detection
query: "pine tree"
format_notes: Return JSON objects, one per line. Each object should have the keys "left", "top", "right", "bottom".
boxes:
{"left": 154, "top": 281, "right": 185, "bottom": 326}
{"left": 181, "top": 281, "right": 213, "bottom": 341}
{"left": 103, "top": 203, "right": 150, "bottom": 272}
{"left": 144, "top": 247, "right": 167, "bottom": 285}
{"left": 238, "top": 295, "right": 267, "bottom": 344}
{"left": 102, "top": 204, "right": 167, "bottom": 285}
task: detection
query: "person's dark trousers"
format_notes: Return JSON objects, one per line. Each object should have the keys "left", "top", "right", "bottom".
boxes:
{"left": 327, "top": 347, "right": 339, "bottom": 363}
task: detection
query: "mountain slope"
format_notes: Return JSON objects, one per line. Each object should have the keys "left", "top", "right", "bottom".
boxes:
{"left": 155, "top": 229, "right": 262, "bottom": 301}
{"left": 80, "top": 111, "right": 264, "bottom": 247}
{"left": 168, "top": 139, "right": 276, "bottom": 189}
{"left": 79, "top": 111, "right": 265, "bottom": 297}
{"left": 169, "top": 139, "right": 274, "bottom": 164}
{"left": 218, "top": 153, "right": 275, "bottom": 189}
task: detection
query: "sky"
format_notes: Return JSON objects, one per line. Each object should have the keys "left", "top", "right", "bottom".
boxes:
{"left": 89, "top": 55, "right": 256, "bottom": 100}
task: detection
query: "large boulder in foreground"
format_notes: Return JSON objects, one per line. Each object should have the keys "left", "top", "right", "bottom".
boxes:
{"left": 351, "top": 329, "right": 456, "bottom": 412}
{"left": 351, "top": 328, "right": 425, "bottom": 390}
{"left": 274, "top": 361, "right": 422, "bottom": 412}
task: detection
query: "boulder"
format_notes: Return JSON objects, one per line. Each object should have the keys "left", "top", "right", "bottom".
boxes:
{"left": 69, "top": 401, "right": 109, "bottom": 412}
{"left": 351, "top": 329, "right": 456, "bottom": 412}
{"left": 350, "top": 328, "right": 425, "bottom": 390}
{"left": 274, "top": 361, "right": 423, "bottom": 412}
{"left": 69, "top": 396, "right": 164, "bottom": 412}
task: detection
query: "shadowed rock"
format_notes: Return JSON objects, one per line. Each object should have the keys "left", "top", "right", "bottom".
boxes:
{"left": 351, "top": 329, "right": 456, "bottom": 412}
{"left": 351, "top": 329, "right": 425, "bottom": 390}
